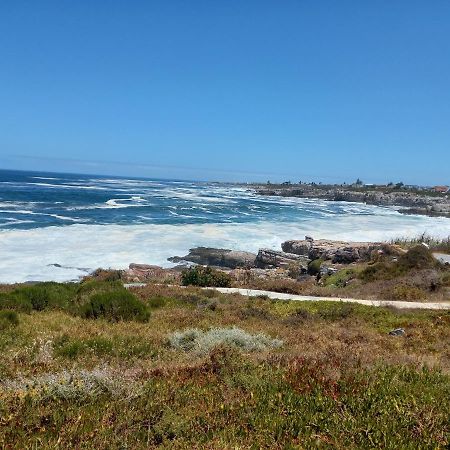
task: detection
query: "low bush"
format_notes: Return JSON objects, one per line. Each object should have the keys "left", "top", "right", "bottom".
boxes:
{"left": 282, "top": 308, "right": 313, "bottom": 326}
{"left": 147, "top": 296, "right": 168, "bottom": 309}
{"left": 390, "top": 285, "right": 426, "bottom": 301}
{"left": 79, "top": 291, "right": 150, "bottom": 322}
{"left": 181, "top": 266, "right": 231, "bottom": 287}
{"left": 74, "top": 280, "right": 125, "bottom": 307}
{"left": 238, "top": 306, "right": 272, "bottom": 320}
{"left": 359, "top": 245, "right": 438, "bottom": 283}
{"left": 323, "top": 268, "right": 356, "bottom": 287}
{"left": 2, "top": 368, "right": 119, "bottom": 402}
{"left": 54, "top": 338, "right": 85, "bottom": 359}
{"left": 397, "top": 245, "right": 437, "bottom": 271}
{"left": 307, "top": 258, "right": 323, "bottom": 276}
{"left": 0, "top": 292, "right": 32, "bottom": 313}
{"left": 169, "top": 327, "right": 283, "bottom": 354}
{"left": 0, "top": 283, "right": 78, "bottom": 312}
{"left": 0, "top": 310, "right": 19, "bottom": 330}
{"left": 318, "top": 302, "right": 355, "bottom": 320}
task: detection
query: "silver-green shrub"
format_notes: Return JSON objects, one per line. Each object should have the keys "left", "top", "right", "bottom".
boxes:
{"left": 169, "top": 327, "right": 283, "bottom": 354}
{"left": 1, "top": 368, "right": 121, "bottom": 401}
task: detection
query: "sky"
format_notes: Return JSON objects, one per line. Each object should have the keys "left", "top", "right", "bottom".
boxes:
{"left": 1, "top": 1, "right": 449, "bottom": 184}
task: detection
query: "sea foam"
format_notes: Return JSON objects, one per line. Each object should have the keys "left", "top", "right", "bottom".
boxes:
{"left": 0, "top": 214, "right": 449, "bottom": 283}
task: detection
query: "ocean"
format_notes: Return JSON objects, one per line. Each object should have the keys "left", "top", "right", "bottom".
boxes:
{"left": 1, "top": 169, "right": 449, "bottom": 283}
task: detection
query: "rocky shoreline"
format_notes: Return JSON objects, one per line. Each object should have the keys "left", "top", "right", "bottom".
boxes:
{"left": 252, "top": 185, "right": 450, "bottom": 218}
{"left": 122, "top": 237, "right": 406, "bottom": 284}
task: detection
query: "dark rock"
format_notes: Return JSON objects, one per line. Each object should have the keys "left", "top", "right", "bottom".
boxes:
{"left": 168, "top": 247, "right": 256, "bottom": 269}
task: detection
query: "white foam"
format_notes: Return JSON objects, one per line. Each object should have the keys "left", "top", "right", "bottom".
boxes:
{"left": 0, "top": 214, "right": 449, "bottom": 283}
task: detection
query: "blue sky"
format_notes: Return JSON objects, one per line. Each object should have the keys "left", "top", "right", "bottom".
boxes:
{"left": 1, "top": 1, "right": 449, "bottom": 184}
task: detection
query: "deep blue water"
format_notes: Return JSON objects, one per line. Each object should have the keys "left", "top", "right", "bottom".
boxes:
{"left": 0, "top": 169, "right": 381, "bottom": 230}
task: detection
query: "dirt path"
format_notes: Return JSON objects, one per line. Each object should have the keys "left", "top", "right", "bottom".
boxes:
{"left": 124, "top": 283, "right": 450, "bottom": 310}
{"left": 211, "top": 287, "right": 450, "bottom": 310}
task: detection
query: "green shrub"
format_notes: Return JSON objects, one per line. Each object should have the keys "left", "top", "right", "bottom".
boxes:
{"left": 5, "top": 283, "right": 78, "bottom": 312}
{"left": 79, "top": 290, "right": 150, "bottom": 322}
{"left": 323, "top": 268, "right": 356, "bottom": 287}
{"left": 0, "top": 310, "right": 19, "bottom": 330}
{"left": 0, "top": 292, "right": 32, "bottom": 313}
{"left": 318, "top": 302, "right": 355, "bottom": 320}
{"left": 55, "top": 340, "right": 85, "bottom": 359}
{"left": 181, "top": 266, "right": 231, "bottom": 287}
{"left": 397, "top": 245, "right": 437, "bottom": 270}
{"left": 359, "top": 246, "right": 438, "bottom": 283}
{"left": 307, "top": 258, "right": 323, "bottom": 276}
{"left": 74, "top": 280, "right": 125, "bottom": 307}
{"left": 147, "top": 296, "right": 168, "bottom": 308}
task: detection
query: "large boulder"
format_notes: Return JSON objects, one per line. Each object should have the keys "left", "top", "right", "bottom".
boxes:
{"left": 282, "top": 237, "right": 386, "bottom": 264}
{"left": 168, "top": 247, "right": 256, "bottom": 269}
{"left": 255, "top": 249, "right": 309, "bottom": 269}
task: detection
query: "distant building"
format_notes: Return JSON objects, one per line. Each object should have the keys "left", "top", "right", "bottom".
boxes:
{"left": 433, "top": 186, "right": 449, "bottom": 193}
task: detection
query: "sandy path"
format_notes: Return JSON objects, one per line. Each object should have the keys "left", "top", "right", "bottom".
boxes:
{"left": 212, "top": 287, "right": 450, "bottom": 310}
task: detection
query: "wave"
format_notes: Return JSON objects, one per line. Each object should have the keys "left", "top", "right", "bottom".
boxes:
{"left": 0, "top": 216, "right": 449, "bottom": 283}
{"left": 27, "top": 182, "right": 109, "bottom": 191}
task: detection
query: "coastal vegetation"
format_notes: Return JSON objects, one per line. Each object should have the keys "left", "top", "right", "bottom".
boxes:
{"left": 0, "top": 280, "right": 449, "bottom": 448}
{"left": 0, "top": 237, "right": 448, "bottom": 447}
{"left": 181, "top": 265, "right": 232, "bottom": 287}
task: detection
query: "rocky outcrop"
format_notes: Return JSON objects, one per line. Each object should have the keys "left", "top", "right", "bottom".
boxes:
{"left": 282, "top": 238, "right": 391, "bottom": 264}
{"left": 255, "top": 249, "right": 309, "bottom": 269}
{"left": 254, "top": 185, "right": 450, "bottom": 218}
{"left": 168, "top": 247, "right": 257, "bottom": 269}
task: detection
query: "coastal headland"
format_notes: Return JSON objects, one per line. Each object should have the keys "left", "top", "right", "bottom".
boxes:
{"left": 250, "top": 182, "right": 450, "bottom": 217}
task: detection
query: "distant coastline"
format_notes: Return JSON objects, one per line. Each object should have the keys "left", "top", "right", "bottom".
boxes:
{"left": 249, "top": 182, "right": 450, "bottom": 218}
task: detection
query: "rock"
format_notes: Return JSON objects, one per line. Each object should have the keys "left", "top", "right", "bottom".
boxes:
{"left": 168, "top": 247, "right": 256, "bottom": 269}
{"left": 389, "top": 328, "right": 406, "bottom": 336}
{"left": 281, "top": 240, "right": 313, "bottom": 256}
{"left": 124, "top": 264, "right": 180, "bottom": 283}
{"left": 282, "top": 239, "right": 389, "bottom": 264}
{"left": 255, "top": 249, "right": 309, "bottom": 269}
{"left": 319, "top": 265, "right": 339, "bottom": 277}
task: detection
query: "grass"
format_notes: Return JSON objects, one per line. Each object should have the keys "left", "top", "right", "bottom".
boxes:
{"left": 392, "top": 233, "right": 450, "bottom": 254}
{"left": 0, "top": 282, "right": 449, "bottom": 448}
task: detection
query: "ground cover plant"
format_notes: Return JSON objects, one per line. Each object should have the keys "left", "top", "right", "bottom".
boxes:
{"left": 0, "top": 282, "right": 448, "bottom": 448}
